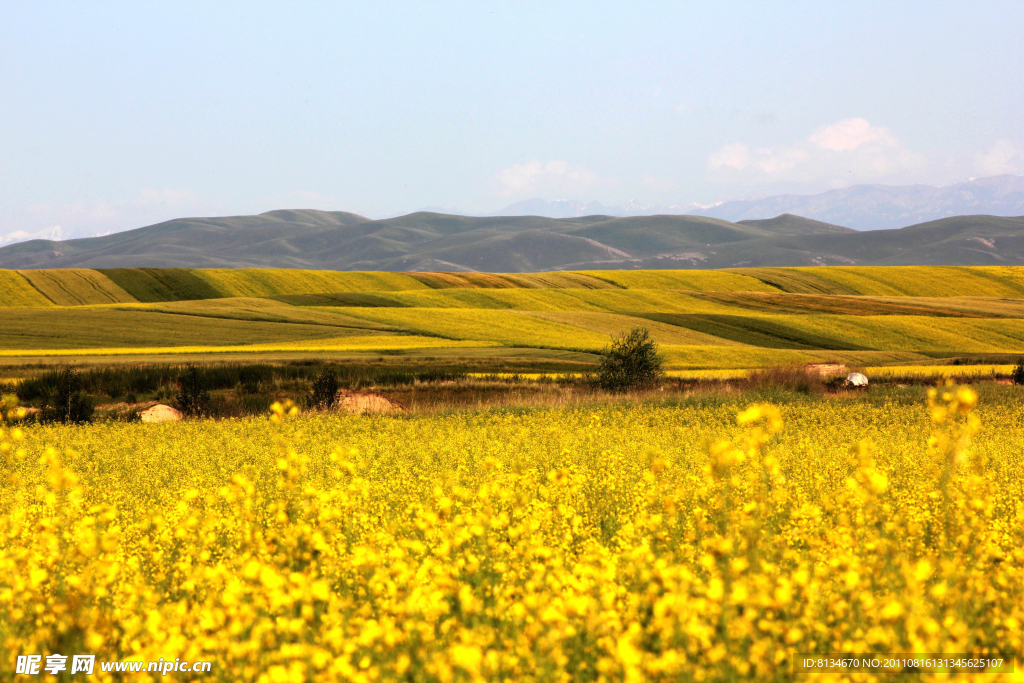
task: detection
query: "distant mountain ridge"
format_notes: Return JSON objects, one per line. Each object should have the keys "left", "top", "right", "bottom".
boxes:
{"left": 3, "top": 209, "right": 1024, "bottom": 272}
{"left": 694, "top": 174, "right": 1024, "bottom": 230}
{"left": 491, "top": 174, "right": 1024, "bottom": 230}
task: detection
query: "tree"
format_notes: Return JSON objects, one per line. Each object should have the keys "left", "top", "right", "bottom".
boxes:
{"left": 1013, "top": 358, "right": 1024, "bottom": 385}
{"left": 309, "top": 365, "right": 340, "bottom": 409}
{"left": 176, "top": 366, "right": 211, "bottom": 417}
{"left": 597, "top": 326, "right": 664, "bottom": 391}
{"left": 40, "top": 368, "right": 94, "bottom": 424}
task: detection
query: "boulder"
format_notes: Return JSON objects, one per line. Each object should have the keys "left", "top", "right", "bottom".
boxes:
{"left": 339, "top": 392, "right": 402, "bottom": 414}
{"left": 140, "top": 404, "right": 183, "bottom": 423}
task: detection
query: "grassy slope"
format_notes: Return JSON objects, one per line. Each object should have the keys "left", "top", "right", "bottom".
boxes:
{"left": 14, "top": 265, "right": 1024, "bottom": 300}
{"left": 406, "top": 272, "right": 619, "bottom": 289}
{"left": 0, "top": 335, "right": 492, "bottom": 358}
{"left": 99, "top": 268, "right": 228, "bottom": 302}
{"left": 578, "top": 270, "right": 776, "bottom": 291}
{"left": 689, "top": 292, "right": 1017, "bottom": 317}
{"left": 332, "top": 308, "right": 615, "bottom": 351}
{"left": 8, "top": 265, "right": 1024, "bottom": 367}
{"left": 130, "top": 298, "right": 399, "bottom": 330}
{"left": 778, "top": 314, "right": 1024, "bottom": 353}
{"left": 192, "top": 269, "right": 428, "bottom": 296}
{"left": 724, "top": 268, "right": 858, "bottom": 295}
{"left": 18, "top": 269, "right": 138, "bottom": 305}
{"left": 525, "top": 311, "right": 745, "bottom": 346}
{"left": 799, "top": 266, "right": 1024, "bottom": 297}
{"left": 639, "top": 311, "right": 1024, "bottom": 353}
{"left": 634, "top": 313, "right": 864, "bottom": 350}
{"left": 0, "top": 270, "right": 53, "bottom": 308}
{"left": 320, "top": 289, "right": 740, "bottom": 313}
{"left": 0, "top": 308, "right": 387, "bottom": 350}
{"left": 659, "top": 346, "right": 925, "bottom": 369}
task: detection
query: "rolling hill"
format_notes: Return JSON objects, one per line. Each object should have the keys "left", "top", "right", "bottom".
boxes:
{"left": 6, "top": 265, "right": 1024, "bottom": 370}
{"left": 1, "top": 208, "right": 1023, "bottom": 272}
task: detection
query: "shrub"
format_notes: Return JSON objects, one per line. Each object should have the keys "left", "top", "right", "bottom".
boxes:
{"left": 309, "top": 366, "right": 340, "bottom": 409}
{"left": 176, "top": 366, "right": 211, "bottom": 417}
{"left": 597, "top": 327, "right": 664, "bottom": 391}
{"left": 1013, "top": 358, "right": 1024, "bottom": 385}
{"left": 39, "top": 368, "right": 94, "bottom": 424}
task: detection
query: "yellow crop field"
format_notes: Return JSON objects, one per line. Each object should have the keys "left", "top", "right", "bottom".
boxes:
{"left": 659, "top": 345, "right": 818, "bottom": 369}
{"left": 17, "top": 269, "right": 138, "bottom": 305}
{"left": 0, "top": 335, "right": 493, "bottom": 358}
{"left": 0, "top": 270, "right": 52, "bottom": 308}
{"left": 2, "top": 387, "right": 1021, "bottom": 680}
{"left": 796, "top": 266, "right": 1024, "bottom": 297}
{"left": 191, "top": 269, "right": 428, "bottom": 297}
{"left": 658, "top": 345, "right": 928, "bottom": 369}
{"left": 10, "top": 266, "right": 1024, "bottom": 366}
{"left": 578, "top": 269, "right": 777, "bottom": 292}
{"left": 334, "top": 307, "right": 615, "bottom": 351}
{"left": 865, "top": 364, "right": 1016, "bottom": 379}
{"left": 527, "top": 312, "right": 745, "bottom": 346}
{"left": 777, "top": 314, "right": 1024, "bottom": 352}
{"left": 407, "top": 271, "right": 618, "bottom": 289}
{"left": 356, "top": 288, "right": 735, "bottom": 314}
{"left": 131, "top": 297, "right": 399, "bottom": 331}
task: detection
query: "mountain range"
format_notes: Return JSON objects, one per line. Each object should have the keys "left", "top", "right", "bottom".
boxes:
{"left": 3, "top": 209, "right": 1024, "bottom": 272}
{"left": 492, "top": 174, "right": 1024, "bottom": 231}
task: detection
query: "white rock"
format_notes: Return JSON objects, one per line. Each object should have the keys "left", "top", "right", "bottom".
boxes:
{"left": 140, "top": 404, "right": 184, "bottom": 423}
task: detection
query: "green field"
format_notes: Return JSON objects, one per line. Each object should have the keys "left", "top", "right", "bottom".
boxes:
{"left": 7, "top": 265, "right": 1024, "bottom": 369}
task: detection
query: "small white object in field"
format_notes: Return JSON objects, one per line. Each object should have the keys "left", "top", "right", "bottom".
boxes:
{"left": 140, "top": 404, "right": 183, "bottom": 423}
{"left": 845, "top": 372, "right": 869, "bottom": 387}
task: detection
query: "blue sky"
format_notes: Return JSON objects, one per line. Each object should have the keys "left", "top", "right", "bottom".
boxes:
{"left": 1, "top": 0, "right": 1022, "bottom": 242}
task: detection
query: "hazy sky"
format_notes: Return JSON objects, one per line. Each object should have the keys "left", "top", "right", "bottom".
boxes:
{"left": 1, "top": 1, "right": 1022, "bottom": 242}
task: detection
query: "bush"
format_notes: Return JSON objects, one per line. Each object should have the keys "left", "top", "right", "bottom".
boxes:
{"left": 176, "top": 366, "right": 211, "bottom": 417}
{"left": 308, "top": 366, "right": 340, "bottom": 409}
{"left": 597, "top": 327, "right": 664, "bottom": 391}
{"left": 1013, "top": 358, "right": 1024, "bottom": 385}
{"left": 39, "top": 368, "right": 94, "bottom": 424}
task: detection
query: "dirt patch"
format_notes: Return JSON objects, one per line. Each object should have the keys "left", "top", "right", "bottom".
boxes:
{"left": 140, "top": 404, "right": 183, "bottom": 423}
{"left": 338, "top": 391, "right": 403, "bottom": 414}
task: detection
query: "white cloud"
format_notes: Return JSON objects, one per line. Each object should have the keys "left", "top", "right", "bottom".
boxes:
{"left": 0, "top": 225, "right": 64, "bottom": 245}
{"left": 494, "top": 160, "right": 602, "bottom": 197}
{"left": 808, "top": 118, "right": 897, "bottom": 152}
{"left": 707, "top": 118, "right": 924, "bottom": 186}
{"left": 707, "top": 142, "right": 752, "bottom": 171}
{"left": 975, "top": 140, "right": 1024, "bottom": 175}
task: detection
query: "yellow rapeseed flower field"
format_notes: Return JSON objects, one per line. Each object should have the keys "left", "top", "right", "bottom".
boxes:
{"left": 2, "top": 384, "right": 1022, "bottom": 681}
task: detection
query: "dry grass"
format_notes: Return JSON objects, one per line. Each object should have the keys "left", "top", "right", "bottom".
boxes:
{"left": 742, "top": 365, "right": 827, "bottom": 395}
